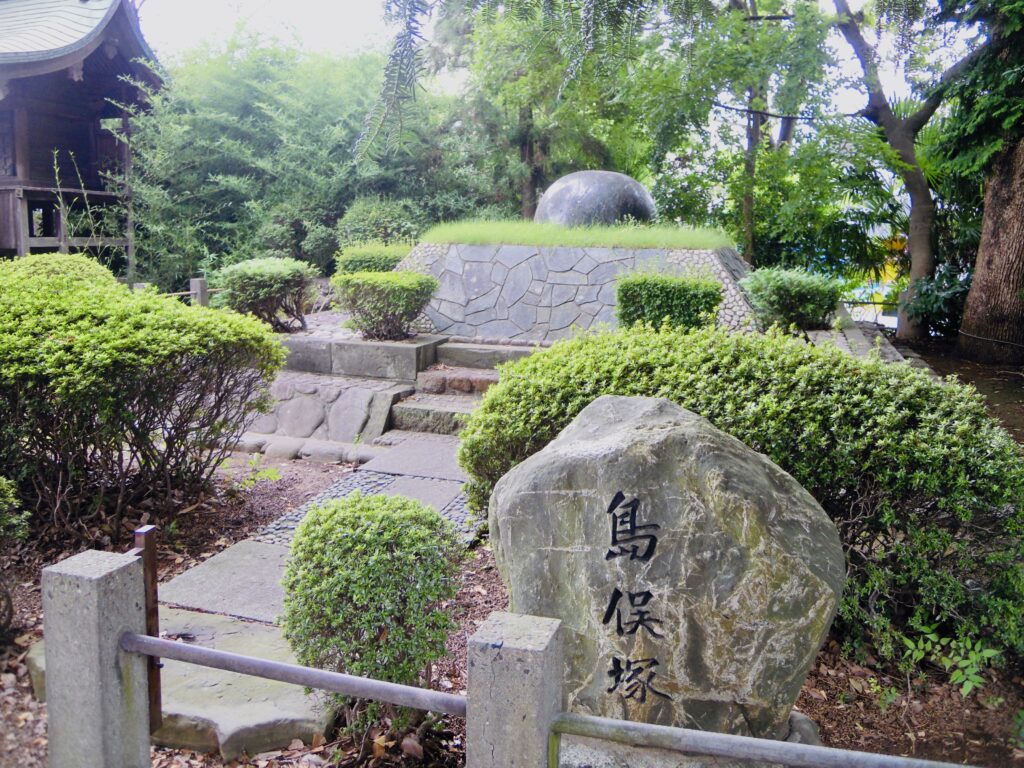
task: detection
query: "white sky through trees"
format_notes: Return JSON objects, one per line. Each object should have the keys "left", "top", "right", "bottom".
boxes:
{"left": 136, "top": 0, "right": 961, "bottom": 127}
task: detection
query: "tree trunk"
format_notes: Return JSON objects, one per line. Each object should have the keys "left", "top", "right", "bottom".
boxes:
{"left": 740, "top": 87, "right": 765, "bottom": 265}
{"left": 519, "top": 106, "right": 537, "bottom": 219}
{"left": 957, "top": 136, "right": 1024, "bottom": 363}
{"left": 898, "top": 171, "right": 937, "bottom": 341}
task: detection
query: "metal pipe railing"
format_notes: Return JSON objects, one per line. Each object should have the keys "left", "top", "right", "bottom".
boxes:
{"left": 550, "top": 712, "right": 971, "bottom": 768}
{"left": 120, "top": 632, "right": 466, "bottom": 717}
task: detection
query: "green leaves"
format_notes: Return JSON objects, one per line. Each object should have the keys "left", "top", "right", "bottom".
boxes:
{"left": 0, "top": 253, "right": 284, "bottom": 528}
{"left": 335, "top": 242, "right": 412, "bottom": 274}
{"left": 616, "top": 273, "right": 722, "bottom": 328}
{"left": 458, "top": 324, "right": 1024, "bottom": 659}
{"left": 740, "top": 267, "right": 844, "bottom": 330}
{"left": 215, "top": 257, "right": 319, "bottom": 333}
{"left": 332, "top": 271, "right": 438, "bottom": 341}
{"left": 281, "top": 493, "right": 461, "bottom": 726}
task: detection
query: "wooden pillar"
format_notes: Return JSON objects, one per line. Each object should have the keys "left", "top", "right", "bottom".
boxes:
{"left": 13, "top": 107, "right": 28, "bottom": 181}
{"left": 14, "top": 192, "right": 28, "bottom": 256}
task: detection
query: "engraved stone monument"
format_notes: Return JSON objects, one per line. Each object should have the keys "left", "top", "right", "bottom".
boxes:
{"left": 489, "top": 395, "right": 845, "bottom": 740}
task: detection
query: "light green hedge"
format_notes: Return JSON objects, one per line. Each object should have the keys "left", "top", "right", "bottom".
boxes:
{"left": 740, "top": 267, "right": 843, "bottom": 330}
{"left": 616, "top": 273, "right": 722, "bottom": 329}
{"left": 458, "top": 324, "right": 1024, "bottom": 659}
{"left": 331, "top": 270, "right": 437, "bottom": 341}
{"left": 334, "top": 242, "right": 410, "bottom": 274}
{"left": 215, "top": 257, "right": 318, "bottom": 332}
{"left": 0, "top": 253, "right": 284, "bottom": 529}
{"left": 282, "top": 493, "right": 461, "bottom": 727}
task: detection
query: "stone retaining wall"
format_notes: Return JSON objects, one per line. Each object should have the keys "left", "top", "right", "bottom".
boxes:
{"left": 401, "top": 243, "right": 757, "bottom": 342}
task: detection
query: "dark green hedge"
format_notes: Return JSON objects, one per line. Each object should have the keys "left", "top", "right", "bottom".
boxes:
{"left": 458, "top": 325, "right": 1024, "bottom": 658}
{"left": 616, "top": 273, "right": 722, "bottom": 329}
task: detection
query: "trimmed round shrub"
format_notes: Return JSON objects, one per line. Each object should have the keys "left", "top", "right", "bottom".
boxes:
{"left": 3, "top": 251, "right": 119, "bottom": 289}
{"left": 215, "top": 257, "right": 318, "bottom": 332}
{"left": 0, "top": 254, "right": 284, "bottom": 531}
{"left": 334, "top": 242, "right": 411, "bottom": 274}
{"left": 458, "top": 324, "right": 1024, "bottom": 659}
{"left": 616, "top": 273, "right": 722, "bottom": 329}
{"left": 331, "top": 271, "right": 438, "bottom": 341}
{"left": 740, "top": 267, "right": 843, "bottom": 330}
{"left": 281, "top": 493, "right": 462, "bottom": 726}
{"left": 335, "top": 196, "right": 423, "bottom": 246}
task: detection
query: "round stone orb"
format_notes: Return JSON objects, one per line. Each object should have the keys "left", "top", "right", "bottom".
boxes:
{"left": 534, "top": 170, "right": 657, "bottom": 227}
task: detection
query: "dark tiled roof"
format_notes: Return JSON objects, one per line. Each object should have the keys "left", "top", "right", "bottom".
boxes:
{"left": 0, "top": 0, "right": 153, "bottom": 65}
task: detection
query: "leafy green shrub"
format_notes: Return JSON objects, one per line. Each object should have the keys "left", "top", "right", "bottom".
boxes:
{"left": 904, "top": 268, "right": 972, "bottom": 338}
{"left": 331, "top": 271, "right": 437, "bottom": 341}
{"left": 458, "top": 324, "right": 1024, "bottom": 659}
{"left": 281, "top": 493, "right": 461, "bottom": 727}
{"left": 336, "top": 196, "right": 423, "bottom": 246}
{"left": 616, "top": 273, "right": 722, "bottom": 329}
{"left": 3, "top": 252, "right": 119, "bottom": 288}
{"left": 334, "top": 242, "right": 410, "bottom": 274}
{"left": 0, "top": 254, "right": 284, "bottom": 531}
{"left": 215, "top": 257, "right": 318, "bottom": 332}
{"left": 0, "top": 477, "right": 27, "bottom": 543}
{"left": 740, "top": 267, "right": 843, "bottom": 330}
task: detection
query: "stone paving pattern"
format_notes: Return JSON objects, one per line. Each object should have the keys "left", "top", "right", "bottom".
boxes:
{"left": 401, "top": 243, "right": 757, "bottom": 341}
{"left": 255, "top": 468, "right": 480, "bottom": 545}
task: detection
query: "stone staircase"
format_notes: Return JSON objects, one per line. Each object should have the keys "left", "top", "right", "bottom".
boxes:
{"left": 236, "top": 334, "right": 536, "bottom": 458}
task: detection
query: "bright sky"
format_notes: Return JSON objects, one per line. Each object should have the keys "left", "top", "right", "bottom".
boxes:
{"left": 138, "top": 0, "right": 393, "bottom": 61}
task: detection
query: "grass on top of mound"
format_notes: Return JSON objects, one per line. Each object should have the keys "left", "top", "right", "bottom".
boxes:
{"left": 421, "top": 219, "right": 733, "bottom": 250}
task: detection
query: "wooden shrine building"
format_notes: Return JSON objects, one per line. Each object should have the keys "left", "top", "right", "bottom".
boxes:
{"left": 0, "top": 0, "right": 157, "bottom": 256}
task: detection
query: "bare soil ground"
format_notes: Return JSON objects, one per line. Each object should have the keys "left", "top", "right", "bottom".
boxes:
{"left": 3, "top": 451, "right": 1023, "bottom": 767}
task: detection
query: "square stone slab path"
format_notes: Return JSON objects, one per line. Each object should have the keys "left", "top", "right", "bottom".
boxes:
{"left": 29, "top": 433, "right": 482, "bottom": 762}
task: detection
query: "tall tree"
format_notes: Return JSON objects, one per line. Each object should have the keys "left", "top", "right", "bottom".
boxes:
{"left": 944, "top": 0, "right": 1024, "bottom": 362}
{"left": 831, "top": 0, "right": 986, "bottom": 339}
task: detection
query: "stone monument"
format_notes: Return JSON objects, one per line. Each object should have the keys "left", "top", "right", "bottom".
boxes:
{"left": 489, "top": 396, "right": 844, "bottom": 740}
{"left": 534, "top": 170, "right": 657, "bottom": 226}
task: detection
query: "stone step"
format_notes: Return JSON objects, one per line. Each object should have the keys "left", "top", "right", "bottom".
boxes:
{"left": 436, "top": 341, "right": 535, "bottom": 369}
{"left": 390, "top": 393, "right": 481, "bottom": 435}
{"left": 417, "top": 365, "right": 499, "bottom": 395}
{"left": 253, "top": 370, "right": 413, "bottom": 445}
{"left": 233, "top": 433, "right": 388, "bottom": 464}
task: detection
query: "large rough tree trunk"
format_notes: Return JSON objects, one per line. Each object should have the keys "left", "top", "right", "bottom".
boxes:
{"left": 957, "top": 137, "right": 1024, "bottom": 363}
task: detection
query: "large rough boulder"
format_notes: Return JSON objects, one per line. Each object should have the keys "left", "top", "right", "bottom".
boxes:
{"left": 534, "top": 170, "right": 657, "bottom": 226}
{"left": 489, "top": 395, "right": 844, "bottom": 739}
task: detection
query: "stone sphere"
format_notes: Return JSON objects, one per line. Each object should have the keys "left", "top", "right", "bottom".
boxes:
{"left": 534, "top": 170, "right": 657, "bottom": 226}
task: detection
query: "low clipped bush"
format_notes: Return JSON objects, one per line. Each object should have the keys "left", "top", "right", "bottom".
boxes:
{"left": 331, "top": 271, "right": 438, "bottom": 341}
{"left": 336, "top": 196, "right": 423, "bottom": 246}
{"left": 740, "top": 267, "right": 843, "bottom": 330}
{"left": 616, "top": 273, "right": 722, "bottom": 329}
{"left": 458, "top": 325, "right": 1024, "bottom": 659}
{"left": 215, "top": 257, "right": 318, "bottom": 332}
{"left": 3, "top": 251, "right": 119, "bottom": 288}
{"left": 281, "top": 493, "right": 461, "bottom": 727}
{"left": 0, "top": 254, "right": 284, "bottom": 532}
{"left": 334, "top": 242, "right": 410, "bottom": 274}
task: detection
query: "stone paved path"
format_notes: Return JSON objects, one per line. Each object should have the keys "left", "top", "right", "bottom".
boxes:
{"left": 106, "top": 433, "right": 477, "bottom": 759}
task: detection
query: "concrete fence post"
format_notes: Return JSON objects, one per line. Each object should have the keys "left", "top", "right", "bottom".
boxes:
{"left": 466, "top": 612, "right": 565, "bottom": 768}
{"left": 42, "top": 550, "right": 150, "bottom": 768}
{"left": 189, "top": 277, "right": 209, "bottom": 307}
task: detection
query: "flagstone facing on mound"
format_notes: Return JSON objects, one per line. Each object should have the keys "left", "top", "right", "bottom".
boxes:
{"left": 400, "top": 243, "right": 757, "bottom": 341}
{"left": 489, "top": 395, "right": 844, "bottom": 739}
